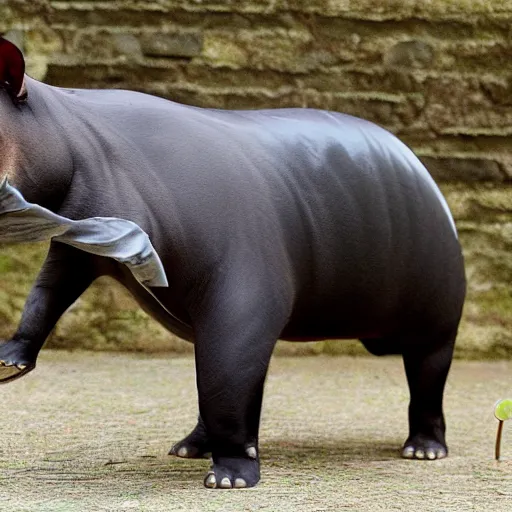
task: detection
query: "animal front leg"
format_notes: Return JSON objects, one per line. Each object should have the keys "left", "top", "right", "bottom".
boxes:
{"left": 0, "top": 243, "right": 98, "bottom": 383}
{"left": 169, "top": 385, "right": 262, "bottom": 460}
{"left": 189, "top": 274, "right": 290, "bottom": 489}
{"left": 197, "top": 338, "right": 272, "bottom": 490}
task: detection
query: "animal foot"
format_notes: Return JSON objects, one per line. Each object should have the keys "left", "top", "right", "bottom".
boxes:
{"left": 204, "top": 453, "right": 260, "bottom": 489}
{"left": 169, "top": 427, "right": 211, "bottom": 459}
{"left": 0, "top": 340, "right": 36, "bottom": 384}
{"left": 169, "top": 438, "right": 211, "bottom": 459}
{"left": 402, "top": 435, "right": 447, "bottom": 460}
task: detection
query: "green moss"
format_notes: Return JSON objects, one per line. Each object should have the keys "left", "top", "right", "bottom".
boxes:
{"left": 0, "top": 243, "right": 47, "bottom": 338}
{"left": 1, "top": 235, "right": 511, "bottom": 358}
{"left": 0, "top": 254, "right": 15, "bottom": 274}
{"left": 46, "top": 278, "right": 192, "bottom": 353}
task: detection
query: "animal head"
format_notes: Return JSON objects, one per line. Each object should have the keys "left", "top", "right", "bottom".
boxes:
{"left": 0, "top": 36, "right": 27, "bottom": 184}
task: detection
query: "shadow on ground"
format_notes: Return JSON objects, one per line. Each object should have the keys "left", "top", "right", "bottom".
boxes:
{"left": 0, "top": 352, "right": 510, "bottom": 511}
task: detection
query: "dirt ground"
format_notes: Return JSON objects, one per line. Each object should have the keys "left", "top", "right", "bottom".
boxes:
{"left": 0, "top": 352, "right": 510, "bottom": 511}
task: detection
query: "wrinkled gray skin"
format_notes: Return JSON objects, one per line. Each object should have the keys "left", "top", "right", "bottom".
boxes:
{"left": 0, "top": 76, "right": 466, "bottom": 488}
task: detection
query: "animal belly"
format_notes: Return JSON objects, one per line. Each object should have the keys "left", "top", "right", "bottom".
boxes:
{"left": 280, "top": 298, "right": 388, "bottom": 341}
{"left": 115, "top": 269, "right": 194, "bottom": 342}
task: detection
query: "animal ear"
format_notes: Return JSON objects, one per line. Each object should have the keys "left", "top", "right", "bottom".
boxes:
{"left": 0, "top": 36, "right": 27, "bottom": 102}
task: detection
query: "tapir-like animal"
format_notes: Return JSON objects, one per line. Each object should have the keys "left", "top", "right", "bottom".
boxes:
{"left": 0, "top": 37, "right": 465, "bottom": 488}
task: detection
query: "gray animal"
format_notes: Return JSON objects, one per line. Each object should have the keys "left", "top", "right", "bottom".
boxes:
{"left": 0, "top": 37, "right": 465, "bottom": 489}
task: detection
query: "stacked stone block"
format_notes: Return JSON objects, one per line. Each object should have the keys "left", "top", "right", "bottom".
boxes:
{"left": 1, "top": 0, "right": 510, "bottom": 356}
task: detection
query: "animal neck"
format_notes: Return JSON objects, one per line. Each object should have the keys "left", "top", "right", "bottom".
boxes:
{"left": 1, "top": 76, "right": 74, "bottom": 212}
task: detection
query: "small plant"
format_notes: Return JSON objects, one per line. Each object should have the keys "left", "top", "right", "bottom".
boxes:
{"left": 494, "top": 399, "right": 512, "bottom": 460}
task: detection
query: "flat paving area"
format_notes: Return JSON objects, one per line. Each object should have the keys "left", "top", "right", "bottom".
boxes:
{"left": 0, "top": 351, "right": 511, "bottom": 511}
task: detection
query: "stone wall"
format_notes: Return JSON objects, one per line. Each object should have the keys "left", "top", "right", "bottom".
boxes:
{"left": 0, "top": 0, "right": 511, "bottom": 357}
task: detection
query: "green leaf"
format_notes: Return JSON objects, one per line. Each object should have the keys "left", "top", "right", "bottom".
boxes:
{"left": 495, "top": 399, "right": 512, "bottom": 421}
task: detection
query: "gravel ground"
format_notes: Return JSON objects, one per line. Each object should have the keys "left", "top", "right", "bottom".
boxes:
{"left": 0, "top": 351, "right": 510, "bottom": 511}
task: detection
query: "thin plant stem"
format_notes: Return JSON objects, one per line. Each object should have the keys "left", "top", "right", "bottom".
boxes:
{"left": 495, "top": 420, "right": 504, "bottom": 461}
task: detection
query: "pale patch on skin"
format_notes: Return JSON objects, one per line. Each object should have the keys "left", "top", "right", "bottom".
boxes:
{"left": 0, "top": 360, "right": 27, "bottom": 370}
{"left": 202, "top": 449, "right": 255, "bottom": 489}
{"left": 0, "top": 76, "right": 26, "bottom": 185}
{"left": 401, "top": 445, "right": 446, "bottom": 460}
{"left": 0, "top": 74, "right": 27, "bottom": 187}
{"left": 402, "top": 446, "right": 415, "bottom": 459}
{"left": 219, "top": 477, "right": 232, "bottom": 489}
{"left": 415, "top": 449, "right": 425, "bottom": 459}
{"left": 205, "top": 472, "right": 216, "bottom": 488}
{"left": 0, "top": 132, "right": 19, "bottom": 184}
{"left": 234, "top": 478, "right": 247, "bottom": 488}
{"left": 204, "top": 474, "right": 248, "bottom": 489}
{"left": 204, "top": 474, "right": 247, "bottom": 489}
{"left": 246, "top": 446, "right": 257, "bottom": 459}
{"left": 18, "top": 77, "right": 27, "bottom": 100}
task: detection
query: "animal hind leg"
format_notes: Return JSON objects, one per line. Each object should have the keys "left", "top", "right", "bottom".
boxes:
{"left": 401, "top": 330, "right": 457, "bottom": 460}
{"left": 169, "top": 415, "right": 211, "bottom": 459}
